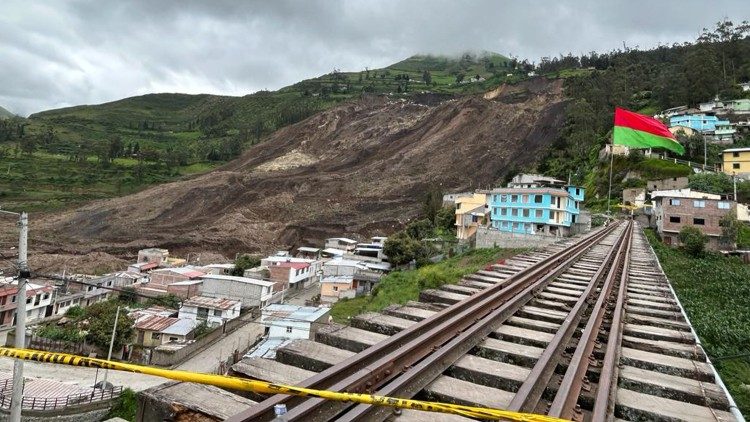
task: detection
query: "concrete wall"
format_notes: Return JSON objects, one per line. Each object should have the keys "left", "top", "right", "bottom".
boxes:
{"left": 476, "top": 227, "right": 561, "bottom": 249}
{"left": 0, "top": 400, "right": 111, "bottom": 422}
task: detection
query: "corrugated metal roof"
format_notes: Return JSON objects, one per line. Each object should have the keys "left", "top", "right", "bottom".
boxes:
{"left": 182, "top": 295, "right": 240, "bottom": 310}
{"left": 160, "top": 318, "right": 196, "bottom": 336}
{"left": 262, "top": 304, "right": 330, "bottom": 323}
{"left": 201, "top": 274, "right": 275, "bottom": 287}
{"left": 134, "top": 315, "right": 179, "bottom": 331}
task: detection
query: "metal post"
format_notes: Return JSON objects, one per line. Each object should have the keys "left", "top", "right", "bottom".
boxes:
{"left": 10, "top": 212, "right": 28, "bottom": 422}
{"left": 733, "top": 173, "right": 738, "bottom": 201}
{"left": 102, "top": 305, "right": 120, "bottom": 385}
{"left": 704, "top": 136, "right": 707, "bottom": 167}
{"left": 606, "top": 144, "right": 615, "bottom": 215}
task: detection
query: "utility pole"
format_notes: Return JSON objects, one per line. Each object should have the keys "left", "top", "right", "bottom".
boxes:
{"left": 102, "top": 305, "right": 121, "bottom": 386}
{"left": 733, "top": 173, "right": 738, "bottom": 201}
{"left": 10, "top": 212, "right": 28, "bottom": 422}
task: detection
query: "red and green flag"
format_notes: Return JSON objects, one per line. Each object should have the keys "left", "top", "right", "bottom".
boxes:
{"left": 613, "top": 107, "right": 684, "bottom": 155}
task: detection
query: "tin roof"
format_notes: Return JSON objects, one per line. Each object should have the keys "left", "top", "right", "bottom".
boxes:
{"left": 262, "top": 304, "right": 330, "bottom": 323}
{"left": 160, "top": 318, "right": 197, "bottom": 336}
{"left": 134, "top": 315, "right": 180, "bottom": 332}
{"left": 651, "top": 189, "right": 722, "bottom": 200}
{"left": 182, "top": 296, "right": 240, "bottom": 310}
{"left": 200, "top": 274, "right": 275, "bottom": 287}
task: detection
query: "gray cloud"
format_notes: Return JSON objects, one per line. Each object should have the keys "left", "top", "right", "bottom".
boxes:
{"left": 1, "top": 0, "right": 747, "bottom": 116}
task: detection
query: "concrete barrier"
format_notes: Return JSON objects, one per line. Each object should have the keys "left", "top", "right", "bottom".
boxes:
{"left": 475, "top": 227, "right": 560, "bottom": 249}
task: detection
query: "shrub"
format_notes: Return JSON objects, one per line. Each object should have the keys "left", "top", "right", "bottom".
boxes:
{"left": 106, "top": 388, "right": 137, "bottom": 421}
{"left": 65, "top": 305, "right": 85, "bottom": 319}
{"left": 678, "top": 226, "right": 707, "bottom": 257}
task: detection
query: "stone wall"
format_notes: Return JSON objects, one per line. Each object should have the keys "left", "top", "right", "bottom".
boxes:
{"left": 476, "top": 227, "right": 561, "bottom": 249}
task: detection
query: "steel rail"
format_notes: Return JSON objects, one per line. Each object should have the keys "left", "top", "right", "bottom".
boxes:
{"left": 507, "top": 221, "right": 632, "bottom": 413}
{"left": 335, "top": 223, "right": 630, "bottom": 421}
{"left": 228, "top": 223, "right": 621, "bottom": 422}
{"left": 547, "top": 221, "right": 633, "bottom": 419}
{"left": 591, "top": 222, "right": 633, "bottom": 420}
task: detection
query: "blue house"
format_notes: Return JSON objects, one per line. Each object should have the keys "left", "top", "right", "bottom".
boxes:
{"left": 669, "top": 114, "right": 731, "bottom": 132}
{"left": 488, "top": 186, "right": 585, "bottom": 237}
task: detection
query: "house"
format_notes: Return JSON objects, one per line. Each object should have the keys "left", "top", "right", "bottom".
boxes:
{"left": 646, "top": 177, "right": 689, "bottom": 192}
{"left": 320, "top": 276, "right": 356, "bottom": 303}
{"left": 668, "top": 125, "right": 698, "bottom": 138}
{"left": 268, "top": 261, "right": 316, "bottom": 291}
{"left": 295, "top": 247, "right": 321, "bottom": 260}
{"left": 726, "top": 98, "right": 750, "bottom": 114}
{"left": 166, "top": 279, "right": 203, "bottom": 299}
{"left": 200, "top": 264, "right": 235, "bottom": 276}
{"left": 348, "top": 245, "right": 388, "bottom": 263}
{"left": 507, "top": 174, "right": 565, "bottom": 189}
{"left": 455, "top": 193, "right": 488, "bottom": 241}
{"left": 178, "top": 296, "right": 241, "bottom": 328}
{"left": 622, "top": 188, "right": 646, "bottom": 207}
{"left": 200, "top": 275, "right": 277, "bottom": 309}
{"left": 324, "top": 238, "right": 358, "bottom": 252}
{"left": 260, "top": 304, "right": 329, "bottom": 340}
{"left": 371, "top": 236, "right": 387, "bottom": 246}
{"left": 719, "top": 147, "right": 750, "bottom": 180}
{"left": 740, "top": 82, "right": 750, "bottom": 92}
{"left": 669, "top": 114, "right": 732, "bottom": 133}
{"left": 442, "top": 192, "right": 473, "bottom": 206}
{"left": 133, "top": 315, "right": 196, "bottom": 347}
{"left": 148, "top": 267, "right": 205, "bottom": 290}
{"left": 651, "top": 189, "right": 735, "bottom": 250}
{"left": 127, "top": 261, "right": 159, "bottom": 274}
{"left": 488, "top": 185, "right": 585, "bottom": 237}
{"left": 137, "top": 248, "right": 170, "bottom": 266}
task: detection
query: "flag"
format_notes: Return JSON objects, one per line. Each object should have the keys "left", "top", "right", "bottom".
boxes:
{"left": 613, "top": 107, "right": 684, "bottom": 155}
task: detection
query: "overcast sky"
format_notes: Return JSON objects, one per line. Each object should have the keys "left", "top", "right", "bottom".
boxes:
{"left": 1, "top": 1, "right": 747, "bottom": 116}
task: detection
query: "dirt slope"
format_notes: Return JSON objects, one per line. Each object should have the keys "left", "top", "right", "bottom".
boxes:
{"left": 37, "top": 78, "right": 567, "bottom": 263}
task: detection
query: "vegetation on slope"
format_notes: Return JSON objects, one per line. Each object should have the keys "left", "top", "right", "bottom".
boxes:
{"left": 539, "top": 20, "right": 750, "bottom": 199}
{"left": 0, "top": 52, "right": 528, "bottom": 211}
{"left": 329, "top": 247, "right": 522, "bottom": 323}
{"left": 645, "top": 229, "right": 750, "bottom": 417}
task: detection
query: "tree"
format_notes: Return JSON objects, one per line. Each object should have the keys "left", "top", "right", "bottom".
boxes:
{"left": 405, "top": 219, "right": 434, "bottom": 240}
{"left": 232, "top": 254, "right": 261, "bottom": 276}
{"left": 422, "top": 70, "right": 432, "bottom": 85}
{"left": 422, "top": 188, "right": 443, "bottom": 224}
{"left": 435, "top": 206, "right": 456, "bottom": 234}
{"left": 688, "top": 173, "right": 733, "bottom": 195}
{"left": 678, "top": 226, "right": 708, "bottom": 257}
{"left": 720, "top": 213, "right": 740, "bottom": 248}
{"left": 383, "top": 232, "right": 429, "bottom": 266}
{"left": 85, "top": 301, "right": 134, "bottom": 351}
{"left": 455, "top": 73, "right": 465, "bottom": 84}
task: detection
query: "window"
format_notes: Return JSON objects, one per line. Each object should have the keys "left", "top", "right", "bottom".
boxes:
{"left": 286, "top": 326, "right": 293, "bottom": 333}
{"left": 576, "top": 188, "right": 581, "bottom": 196}
{"left": 213, "top": 309, "right": 222, "bottom": 317}
{"left": 521, "top": 195, "right": 528, "bottom": 203}
{"left": 669, "top": 199, "right": 680, "bottom": 206}
{"left": 493, "top": 195, "right": 498, "bottom": 202}
{"left": 151, "top": 333, "right": 161, "bottom": 340}
{"left": 42, "top": 293, "right": 49, "bottom": 300}
{"left": 522, "top": 209, "right": 530, "bottom": 218}
{"left": 26, "top": 297, "right": 31, "bottom": 304}
{"left": 169, "top": 336, "right": 178, "bottom": 342}
{"left": 511, "top": 209, "right": 518, "bottom": 217}
{"left": 510, "top": 195, "right": 518, "bottom": 202}
{"left": 693, "top": 218, "right": 705, "bottom": 225}
{"left": 733, "top": 152, "right": 740, "bottom": 157}
{"left": 11, "top": 296, "right": 15, "bottom": 303}
{"left": 693, "top": 200, "right": 706, "bottom": 208}
{"left": 500, "top": 195, "right": 507, "bottom": 202}
{"left": 669, "top": 216, "right": 681, "bottom": 223}
{"left": 534, "top": 195, "right": 543, "bottom": 204}
{"left": 515, "top": 223, "right": 524, "bottom": 230}
{"left": 535, "top": 209, "right": 543, "bottom": 218}
{"left": 197, "top": 307, "right": 209, "bottom": 320}
{"left": 333, "top": 286, "right": 339, "bottom": 292}
{"left": 733, "top": 163, "right": 740, "bottom": 169}
{"left": 718, "top": 202, "right": 731, "bottom": 209}
{"left": 500, "top": 208, "right": 507, "bottom": 216}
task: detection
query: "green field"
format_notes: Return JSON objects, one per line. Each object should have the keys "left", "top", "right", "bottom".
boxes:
{"left": 645, "top": 229, "right": 750, "bottom": 417}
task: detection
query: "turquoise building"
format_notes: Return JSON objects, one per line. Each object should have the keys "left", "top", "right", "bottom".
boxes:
{"left": 489, "top": 186, "right": 585, "bottom": 236}
{"left": 669, "top": 114, "right": 730, "bottom": 132}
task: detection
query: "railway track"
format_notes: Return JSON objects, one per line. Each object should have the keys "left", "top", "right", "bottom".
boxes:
{"left": 227, "top": 221, "right": 741, "bottom": 422}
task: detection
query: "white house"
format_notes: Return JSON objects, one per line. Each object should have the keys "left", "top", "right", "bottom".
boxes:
{"left": 200, "top": 275, "right": 277, "bottom": 309}
{"left": 179, "top": 296, "right": 241, "bottom": 328}
{"left": 324, "top": 238, "right": 358, "bottom": 252}
{"left": 261, "top": 304, "right": 330, "bottom": 340}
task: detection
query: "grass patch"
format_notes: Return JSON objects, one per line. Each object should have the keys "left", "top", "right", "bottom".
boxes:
{"left": 644, "top": 229, "right": 750, "bottom": 417}
{"left": 106, "top": 388, "right": 137, "bottom": 421}
{"left": 329, "top": 247, "right": 523, "bottom": 323}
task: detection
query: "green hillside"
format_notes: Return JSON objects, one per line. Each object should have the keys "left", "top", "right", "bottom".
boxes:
{"left": 0, "top": 52, "right": 525, "bottom": 211}
{"left": 0, "top": 106, "right": 14, "bottom": 119}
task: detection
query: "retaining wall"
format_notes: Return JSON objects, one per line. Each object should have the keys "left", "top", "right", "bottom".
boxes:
{"left": 475, "top": 227, "right": 561, "bottom": 249}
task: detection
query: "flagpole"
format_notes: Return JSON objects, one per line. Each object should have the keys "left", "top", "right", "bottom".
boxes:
{"left": 607, "top": 139, "right": 614, "bottom": 215}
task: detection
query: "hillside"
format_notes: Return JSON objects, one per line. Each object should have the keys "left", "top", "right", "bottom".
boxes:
{"left": 0, "top": 106, "right": 14, "bottom": 119}
{"left": 36, "top": 78, "right": 565, "bottom": 262}
{"left": 1, "top": 52, "right": 525, "bottom": 211}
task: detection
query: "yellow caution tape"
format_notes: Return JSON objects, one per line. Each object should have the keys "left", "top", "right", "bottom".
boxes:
{"left": 0, "top": 347, "right": 568, "bottom": 421}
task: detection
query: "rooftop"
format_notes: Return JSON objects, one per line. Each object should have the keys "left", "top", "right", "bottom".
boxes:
{"left": 271, "top": 261, "right": 310, "bottom": 270}
{"left": 182, "top": 296, "right": 241, "bottom": 310}
{"left": 201, "top": 274, "right": 275, "bottom": 287}
{"left": 160, "top": 318, "right": 197, "bottom": 336}
{"left": 489, "top": 187, "right": 573, "bottom": 196}
{"left": 321, "top": 248, "right": 345, "bottom": 256}
{"left": 296, "top": 247, "right": 321, "bottom": 253}
{"left": 321, "top": 275, "right": 354, "bottom": 284}
{"left": 262, "top": 304, "right": 330, "bottom": 323}
{"left": 723, "top": 147, "right": 750, "bottom": 153}
{"left": 326, "top": 237, "right": 358, "bottom": 244}
{"left": 134, "top": 315, "right": 180, "bottom": 332}
{"left": 151, "top": 267, "right": 205, "bottom": 278}
{"left": 651, "top": 189, "right": 722, "bottom": 200}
